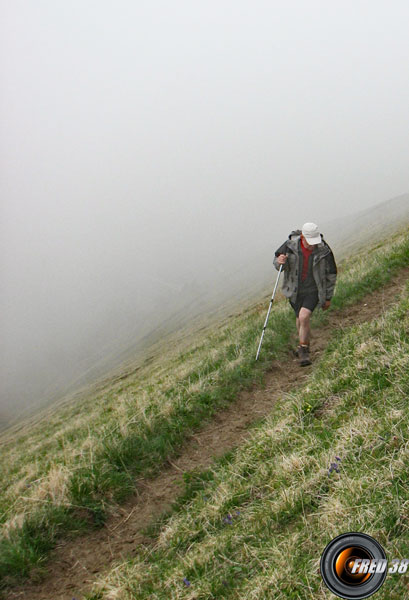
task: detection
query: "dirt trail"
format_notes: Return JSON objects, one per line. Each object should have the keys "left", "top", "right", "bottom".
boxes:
{"left": 8, "top": 269, "right": 409, "bottom": 600}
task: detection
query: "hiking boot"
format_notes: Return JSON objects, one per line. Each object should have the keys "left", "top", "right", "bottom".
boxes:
{"left": 294, "top": 345, "right": 306, "bottom": 358}
{"left": 298, "top": 345, "right": 312, "bottom": 366}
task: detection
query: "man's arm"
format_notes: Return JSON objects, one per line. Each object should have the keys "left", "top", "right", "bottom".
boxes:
{"left": 273, "top": 241, "right": 288, "bottom": 271}
{"left": 325, "top": 247, "right": 337, "bottom": 301}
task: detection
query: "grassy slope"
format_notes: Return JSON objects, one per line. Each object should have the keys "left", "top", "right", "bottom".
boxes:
{"left": 90, "top": 279, "right": 409, "bottom": 600}
{"left": 0, "top": 229, "right": 408, "bottom": 586}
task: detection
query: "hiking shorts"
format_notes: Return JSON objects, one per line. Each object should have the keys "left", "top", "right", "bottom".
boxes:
{"left": 290, "top": 291, "right": 319, "bottom": 317}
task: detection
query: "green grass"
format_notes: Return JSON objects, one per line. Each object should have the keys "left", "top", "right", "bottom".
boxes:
{"left": 0, "top": 228, "right": 408, "bottom": 587}
{"left": 89, "top": 280, "right": 409, "bottom": 600}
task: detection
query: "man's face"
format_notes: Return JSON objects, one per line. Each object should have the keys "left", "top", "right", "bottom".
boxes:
{"left": 301, "top": 235, "right": 314, "bottom": 250}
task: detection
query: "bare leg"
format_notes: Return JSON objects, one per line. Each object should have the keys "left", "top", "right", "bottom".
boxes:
{"left": 298, "top": 307, "right": 312, "bottom": 346}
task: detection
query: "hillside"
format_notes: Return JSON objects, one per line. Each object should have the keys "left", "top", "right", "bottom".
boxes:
{"left": 90, "top": 274, "right": 409, "bottom": 600}
{"left": 321, "top": 193, "right": 409, "bottom": 257}
{"left": 1, "top": 227, "right": 409, "bottom": 599}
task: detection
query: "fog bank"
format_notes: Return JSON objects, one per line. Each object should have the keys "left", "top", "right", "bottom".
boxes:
{"left": 2, "top": 1, "right": 409, "bottom": 425}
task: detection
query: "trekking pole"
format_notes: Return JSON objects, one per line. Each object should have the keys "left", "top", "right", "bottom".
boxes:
{"left": 255, "top": 264, "right": 283, "bottom": 360}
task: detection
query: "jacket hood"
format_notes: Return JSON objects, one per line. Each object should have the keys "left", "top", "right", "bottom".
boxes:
{"left": 288, "top": 229, "right": 324, "bottom": 242}
{"left": 288, "top": 229, "right": 302, "bottom": 239}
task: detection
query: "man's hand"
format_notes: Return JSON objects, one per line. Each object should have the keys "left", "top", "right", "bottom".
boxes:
{"left": 277, "top": 254, "right": 288, "bottom": 265}
{"left": 322, "top": 300, "right": 331, "bottom": 311}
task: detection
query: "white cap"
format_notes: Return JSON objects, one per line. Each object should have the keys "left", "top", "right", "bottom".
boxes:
{"left": 302, "top": 222, "right": 321, "bottom": 245}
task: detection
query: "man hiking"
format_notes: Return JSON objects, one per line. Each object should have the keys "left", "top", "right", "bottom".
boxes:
{"left": 273, "top": 222, "right": 337, "bottom": 366}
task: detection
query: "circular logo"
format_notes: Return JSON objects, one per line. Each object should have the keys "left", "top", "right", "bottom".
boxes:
{"left": 320, "top": 533, "right": 387, "bottom": 599}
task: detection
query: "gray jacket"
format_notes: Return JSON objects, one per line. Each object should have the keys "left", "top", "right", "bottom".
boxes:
{"left": 273, "top": 230, "right": 337, "bottom": 308}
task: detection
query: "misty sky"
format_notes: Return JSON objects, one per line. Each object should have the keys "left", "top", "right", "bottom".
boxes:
{"left": 2, "top": 1, "right": 409, "bottom": 421}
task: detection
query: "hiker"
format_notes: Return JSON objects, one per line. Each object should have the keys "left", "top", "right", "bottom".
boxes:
{"left": 273, "top": 223, "right": 337, "bottom": 366}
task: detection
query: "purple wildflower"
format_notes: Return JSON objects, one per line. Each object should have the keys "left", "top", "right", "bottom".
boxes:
{"left": 223, "top": 513, "right": 233, "bottom": 524}
{"left": 328, "top": 462, "right": 340, "bottom": 475}
{"left": 183, "top": 578, "right": 191, "bottom": 587}
{"left": 335, "top": 456, "right": 342, "bottom": 462}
